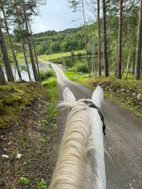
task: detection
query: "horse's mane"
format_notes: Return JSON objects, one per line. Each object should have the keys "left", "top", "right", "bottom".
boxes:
{"left": 49, "top": 101, "right": 92, "bottom": 189}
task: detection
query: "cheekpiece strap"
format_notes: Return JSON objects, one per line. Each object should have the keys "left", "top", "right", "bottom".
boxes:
{"left": 82, "top": 100, "right": 106, "bottom": 135}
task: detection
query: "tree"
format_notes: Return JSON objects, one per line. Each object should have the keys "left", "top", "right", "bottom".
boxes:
{"left": 29, "top": 23, "right": 40, "bottom": 78}
{"left": 14, "top": 0, "right": 32, "bottom": 81}
{"left": 97, "top": 0, "right": 101, "bottom": 76}
{"left": 0, "top": 23, "right": 14, "bottom": 82}
{"left": 22, "top": 0, "right": 40, "bottom": 82}
{"left": 0, "top": 0, "right": 22, "bottom": 81}
{"left": 135, "top": 0, "right": 142, "bottom": 80}
{"left": 102, "top": 0, "right": 109, "bottom": 77}
{"left": 81, "top": 0, "right": 91, "bottom": 77}
{"left": 0, "top": 62, "right": 7, "bottom": 85}
{"left": 117, "top": 0, "right": 123, "bottom": 79}
{"left": 68, "top": 0, "right": 91, "bottom": 77}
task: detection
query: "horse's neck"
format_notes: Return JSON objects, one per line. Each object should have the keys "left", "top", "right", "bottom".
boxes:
{"left": 85, "top": 108, "right": 106, "bottom": 189}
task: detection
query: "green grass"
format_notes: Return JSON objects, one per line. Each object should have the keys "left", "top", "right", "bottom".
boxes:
{"left": 20, "top": 177, "right": 30, "bottom": 185}
{"left": 64, "top": 71, "right": 142, "bottom": 118}
{"left": 42, "top": 70, "right": 57, "bottom": 121}
{"left": 37, "top": 180, "right": 47, "bottom": 189}
{"left": 65, "top": 71, "right": 91, "bottom": 88}
{"left": 40, "top": 50, "right": 85, "bottom": 61}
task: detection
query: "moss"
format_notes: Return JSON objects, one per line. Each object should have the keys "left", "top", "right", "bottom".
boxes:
{"left": 0, "top": 82, "right": 47, "bottom": 128}
{"left": 87, "top": 76, "right": 142, "bottom": 118}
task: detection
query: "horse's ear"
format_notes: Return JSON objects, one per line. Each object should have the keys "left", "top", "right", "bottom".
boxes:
{"left": 92, "top": 86, "right": 103, "bottom": 108}
{"left": 63, "top": 87, "right": 76, "bottom": 103}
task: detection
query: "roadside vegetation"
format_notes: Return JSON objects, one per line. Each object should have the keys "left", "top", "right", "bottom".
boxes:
{"left": 0, "top": 67, "right": 59, "bottom": 188}
{"left": 40, "top": 50, "right": 85, "bottom": 62}
{"left": 64, "top": 71, "right": 142, "bottom": 118}
{"left": 0, "top": 82, "right": 46, "bottom": 128}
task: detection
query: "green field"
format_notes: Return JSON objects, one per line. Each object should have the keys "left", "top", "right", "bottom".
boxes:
{"left": 39, "top": 50, "right": 85, "bottom": 61}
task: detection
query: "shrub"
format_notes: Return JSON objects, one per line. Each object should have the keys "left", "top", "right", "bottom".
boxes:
{"left": 40, "top": 70, "right": 54, "bottom": 81}
{"left": 71, "top": 50, "right": 75, "bottom": 57}
{"left": 46, "top": 49, "right": 52, "bottom": 55}
{"left": 77, "top": 52, "right": 82, "bottom": 57}
{"left": 67, "top": 62, "right": 88, "bottom": 73}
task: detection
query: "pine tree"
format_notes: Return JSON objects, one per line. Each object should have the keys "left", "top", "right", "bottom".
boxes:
{"left": 22, "top": 0, "right": 40, "bottom": 81}
{"left": 0, "top": 0, "right": 22, "bottom": 80}
{"left": 68, "top": 0, "right": 91, "bottom": 77}
{"left": 0, "top": 23, "right": 14, "bottom": 82}
{"left": 102, "top": 0, "right": 109, "bottom": 77}
{"left": 0, "top": 62, "right": 7, "bottom": 85}
{"left": 117, "top": 0, "right": 123, "bottom": 79}
{"left": 97, "top": 0, "right": 101, "bottom": 76}
{"left": 135, "top": 0, "right": 142, "bottom": 80}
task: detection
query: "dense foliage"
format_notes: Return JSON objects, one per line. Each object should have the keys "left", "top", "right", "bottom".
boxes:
{"left": 0, "top": 0, "right": 141, "bottom": 82}
{"left": 33, "top": 27, "right": 85, "bottom": 55}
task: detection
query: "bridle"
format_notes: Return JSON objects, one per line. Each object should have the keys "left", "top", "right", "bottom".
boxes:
{"left": 82, "top": 100, "right": 106, "bottom": 135}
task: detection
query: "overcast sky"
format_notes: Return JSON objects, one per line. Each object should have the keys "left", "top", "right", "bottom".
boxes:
{"left": 32, "top": 0, "right": 83, "bottom": 34}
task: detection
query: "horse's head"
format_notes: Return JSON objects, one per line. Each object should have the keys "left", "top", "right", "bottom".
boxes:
{"left": 63, "top": 86, "right": 105, "bottom": 135}
{"left": 63, "top": 86, "right": 104, "bottom": 109}
{"left": 49, "top": 86, "right": 106, "bottom": 189}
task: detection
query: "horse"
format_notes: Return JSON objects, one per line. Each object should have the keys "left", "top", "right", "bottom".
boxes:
{"left": 49, "top": 86, "right": 106, "bottom": 189}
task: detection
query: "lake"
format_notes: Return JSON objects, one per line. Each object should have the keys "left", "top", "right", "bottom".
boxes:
{"left": 3, "top": 63, "right": 49, "bottom": 81}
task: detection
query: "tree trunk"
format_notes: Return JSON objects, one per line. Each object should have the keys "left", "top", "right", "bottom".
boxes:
{"left": 22, "top": 0, "right": 40, "bottom": 82}
{"left": 29, "top": 25, "right": 40, "bottom": 78}
{"left": 0, "top": 23, "right": 14, "bottom": 82}
{"left": 0, "top": 63, "right": 7, "bottom": 85}
{"left": 0, "top": 0, "right": 22, "bottom": 81}
{"left": 102, "top": 0, "right": 109, "bottom": 77}
{"left": 135, "top": 0, "right": 142, "bottom": 80}
{"left": 15, "top": 5, "right": 31, "bottom": 81}
{"left": 21, "top": 40, "right": 32, "bottom": 81}
{"left": 81, "top": 0, "right": 91, "bottom": 78}
{"left": 32, "top": 38, "right": 40, "bottom": 77}
{"left": 117, "top": 0, "right": 123, "bottom": 79}
{"left": 97, "top": 0, "right": 101, "bottom": 76}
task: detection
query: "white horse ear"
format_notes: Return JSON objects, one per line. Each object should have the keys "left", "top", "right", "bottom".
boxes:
{"left": 92, "top": 86, "right": 103, "bottom": 108}
{"left": 63, "top": 87, "right": 76, "bottom": 103}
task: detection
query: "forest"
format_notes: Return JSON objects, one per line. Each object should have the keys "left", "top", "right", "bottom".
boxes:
{"left": 0, "top": 0, "right": 142, "bottom": 84}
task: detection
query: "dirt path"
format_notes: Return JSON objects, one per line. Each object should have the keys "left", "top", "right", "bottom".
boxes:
{"left": 51, "top": 63, "right": 142, "bottom": 189}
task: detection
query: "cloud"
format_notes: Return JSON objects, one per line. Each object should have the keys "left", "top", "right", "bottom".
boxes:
{"left": 32, "top": 0, "right": 82, "bottom": 33}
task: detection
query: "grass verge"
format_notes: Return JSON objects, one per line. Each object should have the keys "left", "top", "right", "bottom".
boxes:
{"left": 40, "top": 50, "right": 85, "bottom": 61}
{"left": 41, "top": 69, "right": 58, "bottom": 121}
{"left": 64, "top": 71, "right": 142, "bottom": 118}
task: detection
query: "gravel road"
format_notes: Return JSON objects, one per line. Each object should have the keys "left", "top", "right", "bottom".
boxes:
{"left": 51, "top": 63, "right": 142, "bottom": 189}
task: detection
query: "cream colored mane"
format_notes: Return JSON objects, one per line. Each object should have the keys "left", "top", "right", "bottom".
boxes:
{"left": 49, "top": 101, "right": 92, "bottom": 189}
{"left": 49, "top": 86, "right": 106, "bottom": 189}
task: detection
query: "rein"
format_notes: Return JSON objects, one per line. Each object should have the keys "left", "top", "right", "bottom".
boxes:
{"left": 82, "top": 100, "right": 106, "bottom": 135}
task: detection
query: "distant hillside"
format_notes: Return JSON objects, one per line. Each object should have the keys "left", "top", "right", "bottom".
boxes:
{"left": 33, "top": 30, "right": 57, "bottom": 38}
{"left": 33, "top": 25, "right": 88, "bottom": 55}
{"left": 58, "top": 27, "right": 82, "bottom": 34}
{"left": 33, "top": 24, "right": 97, "bottom": 56}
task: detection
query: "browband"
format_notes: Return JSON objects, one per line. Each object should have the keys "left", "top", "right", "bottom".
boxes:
{"left": 82, "top": 100, "right": 106, "bottom": 135}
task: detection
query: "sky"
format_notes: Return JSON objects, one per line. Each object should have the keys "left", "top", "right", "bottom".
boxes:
{"left": 32, "top": 0, "right": 83, "bottom": 34}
